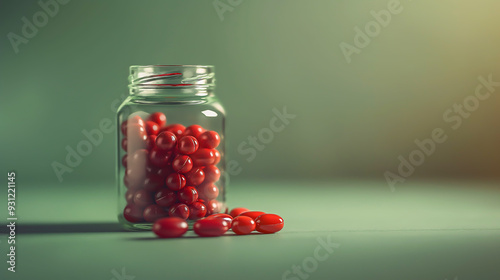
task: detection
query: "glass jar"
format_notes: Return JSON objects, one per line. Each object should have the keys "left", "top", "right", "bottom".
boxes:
{"left": 116, "top": 65, "right": 226, "bottom": 230}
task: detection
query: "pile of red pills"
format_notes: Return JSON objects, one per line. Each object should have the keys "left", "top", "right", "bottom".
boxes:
{"left": 120, "top": 112, "right": 224, "bottom": 224}
{"left": 153, "top": 208, "right": 284, "bottom": 238}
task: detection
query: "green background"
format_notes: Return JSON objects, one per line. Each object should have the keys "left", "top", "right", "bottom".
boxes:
{"left": 1, "top": 0, "right": 500, "bottom": 185}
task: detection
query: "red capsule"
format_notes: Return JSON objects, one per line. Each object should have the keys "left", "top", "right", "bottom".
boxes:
{"left": 203, "top": 165, "right": 220, "bottom": 183}
{"left": 185, "top": 167, "right": 205, "bottom": 186}
{"left": 178, "top": 186, "right": 198, "bottom": 205}
{"left": 123, "top": 204, "right": 144, "bottom": 223}
{"left": 231, "top": 216, "right": 256, "bottom": 235}
{"left": 153, "top": 217, "right": 188, "bottom": 238}
{"left": 205, "top": 200, "right": 221, "bottom": 215}
{"left": 165, "top": 173, "right": 186, "bottom": 191}
{"left": 206, "top": 213, "right": 232, "bottom": 225}
{"left": 121, "top": 154, "right": 128, "bottom": 168}
{"left": 148, "top": 112, "right": 167, "bottom": 127}
{"left": 169, "top": 203, "right": 190, "bottom": 220}
{"left": 191, "top": 148, "right": 215, "bottom": 166}
{"left": 128, "top": 149, "right": 149, "bottom": 169}
{"left": 239, "top": 211, "right": 266, "bottom": 221}
{"left": 155, "top": 189, "right": 177, "bottom": 207}
{"left": 121, "top": 138, "right": 128, "bottom": 151}
{"left": 125, "top": 166, "right": 146, "bottom": 188}
{"left": 120, "top": 120, "right": 128, "bottom": 135}
{"left": 156, "top": 131, "right": 177, "bottom": 151}
{"left": 172, "top": 154, "right": 193, "bottom": 173}
{"left": 199, "top": 131, "right": 220, "bottom": 149}
{"left": 155, "top": 166, "right": 173, "bottom": 179}
{"left": 164, "top": 124, "right": 185, "bottom": 137}
{"left": 178, "top": 136, "right": 199, "bottom": 155}
{"left": 193, "top": 218, "right": 230, "bottom": 237}
{"left": 183, "top": 124, "right": 205, "bottom": 138}
{"left": 145, "top": 121, "right": 160, "bottom": 135}
{"left": 255, "top": 214, "right": 284, "bottom": 234}
{"left": 197, "top": 183, "right": 219, "bottom": 200}
{"left": 142, "top": 173, "right": 164, "bottom": 192}
{"left": 125, "top": 189, "right": 134, "bottom": 204}
{"left": 143, "top": 204, "right": 168, "bottom": 222}
{"left": 188, "top": 201, "right": 207, "bottom": 220}
{"left": 146, "top": 135, "right": 157, "bottom": 150}
{"left": 212, "top": 149, "right": 221, "bottom": 165}
{"left": 133, "top": 189, "right": 154, "bottom": 207}
{"left": 229, "top": 207, "right": 250, "bottom": 218}
{"left": 149, "top": 148, "right": 172, "bottom": 167}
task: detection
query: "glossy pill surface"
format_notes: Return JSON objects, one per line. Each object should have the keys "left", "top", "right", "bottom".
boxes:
{"left": 172, "top": 154, "right": 193, "bottom": 173}
{"left": 239, "top": 211, "right": 266, "bottom": 221}
{"left": 199, "top": 131, "right": 220, "bottom": 149}
{"left": 143, "top": 205, "right": 168, "bottom": 222}
{"left": 206, "top": 213, "right": 232, "bottom": 225}
{"left": 193, "top": 218, "right": 230, "bottom": 237}
{"left": 231, "top": 216, "right": 256, "bottom": 235}
{"left": 178, "top": 186, "right": 198, "bottom": 204}
{"left": 169, "top": 203, "right": 190, "bottom": 220}
{"left": 153, "top": 217, "right": 188, "bottom": 238}
{"left": 255, "top": 214, "right": 284, "bottom": 234}
{"left": 156, "top": 131, "right": 177, "bottom": 151}
{"left": 229, "top": 207, "right": 250, "bottom": 218}
{"left": 165, "top": 173, "right": 186, "bottom": 191}
{"left": 148, "top": 112, "right": 167, "bottom": 127}
{"left": 178, "top": 136, "right": 199, "bottom": 155}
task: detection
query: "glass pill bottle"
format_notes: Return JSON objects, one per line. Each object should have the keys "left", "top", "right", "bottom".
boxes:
{"left": 116, "top": 65, "right": 226, "bottom": 230}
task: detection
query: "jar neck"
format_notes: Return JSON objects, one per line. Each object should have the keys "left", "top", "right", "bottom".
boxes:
{"left": 128, "top": 65, "right": 215, "bottom": 98}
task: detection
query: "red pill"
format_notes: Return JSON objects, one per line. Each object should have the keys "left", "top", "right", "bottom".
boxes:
{"left": 193, "top": 218, "right": 230, "bottom": 237}
{"left": 197, "top": 183, "right": 219, "bottom": 200}
{"left": 133, "top": 189, "right": 154, "bottom": 207}
{"left": 188, "top": 201, "right": 207, "bottom": 220}
{"left": 169, "top": 203, "right": 190, "bottom": 219}
{"left": 146, "top": 135, "right": 157, "bottom": 150}
{"left": 125, "top": 167, "right": 146, "bottom": 187}
{"left": 239, "top": 211, "right": 266, "bottom": 221}
{"left": 203, "top": 165, "right": 220, "bottom": 183}
{"left": 121, "top": 138, "right": 128, "bottom": 151}
{"left": 153, "top": 217, "right": 188, "bottom": 238}
{"left": 120, "top": 120, "right": 128, "bottom": 135}
{"left": 125, "top": 189, "right": 134, "bottom": 204}
{"left": 121, "top": 154, "right": 128, "bottom": 168}
{"left": 129, "top": 149, "right": 149, "bottom": 168}
{"left": 143, "top": 204, "right": 168, "bottom": 222}
{"left": 172, "top": 154, "right": 193, "bottom": 173}
{"left": 205, "top": 200, "right": 221, "bottom": 215}
{"left": 123, "top": 204, "right": 144, "bottom": 223}
{"left": 255, "top": 214, "right": 284, "bottom": 234}
{"left": 229, "top": 207, "right": 250, "bottom": 218}
{"left": 191, "top": 148, "right": 215, "bottom": 166}
{"left": 145, "top": 121, "right": 160, "bottom": 135}
{"left": 156, "top": 131, "right": 177, "bottom": 151}
{"left": 155, "top": 166, "right": 173, "bottom": 179}
{"left": 212, "top": 149, "right": 221, "bottom": 165}
{"left": 206, "top": 213, "right": 232, "bottom": 225}
{"left": 148, "top": 112, "right": 167, "bottom": 127}
{"left": 164, "top": 124, "right": 185, "bottom": 137}
{"left": 165, "top": 173, "right": 186, "bottom": 191}
{"left": 231, "top": 216, "right": 256, "bottom": 235}
{"left": 185, "top": 167, "right": 205, "bottom": 186}
{"left": 178, "top": 186, "right": 198, "bottom": 204}
{"left": 154, "top": 189, "right": 177, "bottom": 207}
{"left": 199, "top": 131, "right": 220, "bottom": 149}
{"left": 149, "top": 148, "right": 172, "bottom": 167}
{"left": 183, "top": 124, "right": 205, "bottom": 138}
{"left": 178, "top": 136, "right": 199, "bottom": 155}
{"left": 142, "top": 173, "right": 164, "bottom": 192}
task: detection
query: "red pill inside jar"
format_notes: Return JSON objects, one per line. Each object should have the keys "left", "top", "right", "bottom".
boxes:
{"left": 146, "top": 135, "right": 157, "bottom": 150}
{"left": 255, "top": 214, "right": 284, "bottom": 234}
{"left": 123, "top": 204, "right": 145, "bottom": 223}
{"left": 133, "top": 189, "right": 154, "bottom": 207}
{"left": 191, "top": 148, "right": 215, "bottom": 166}
{"left": 168, "top": 203, "right": 190, "bottom": 220}
{"left": 125, "top": 189, "right": 134, "bottom": 204}
{"left": 205, "top": 200, "right": 221, "bottom": 215}
{"left": 178, "top": 186, "right": 198, "bottom": 205}
{"left": 149, "top": 148, "right": 172, "bottom": 168}
{"left": 155, "top": 189, "right": 178, "bottom": 207}
{"left": 153, "top": 217, "right": 188, "bottom": 238}
{"left": 143, "top": 204, "right": 168, "bottom": 222}
{"left": 164, "top": 124, "right": 185, "bottom": 138}
{"left": 177, "top": 136, "right": 199, "bottom": 155}
{"left": 148, "top": 112, "right": 167, "bottom": 127}
{"left": 165, "top": 173, "right": 186, "bottom": 191}
{"left": 203, "top": 165, "right": 220, "bottom": 183}
{"left": 121, "top": 154, "right": 128, "bottom": 168}
{"left": 145, "top": 121, "right": 160, "bottom": 135}
{"left": 188, "top": 201, "right": 207, "bottom": 220}
{"left": 212, "top": 149, "right": 221, "bottom": 165}
{"left": 172, "top": 154, "right": 193, "bottom": 174}
{"left": 183, "top": 124, "right": 205, "bottom": 138}
{"left": 142, "top": 173, "right": 164, "bottom": 192}
{"left": 185, "top": 167, "right": 205, "bottom": 186}
{"left": 231, "top": 216, "right": 256, "bottom": 235}
{"left": 206, "top": 213, "right": 232, "bottom": 225}
{"left": 239, "top": 211, "right": 266, "bottom": 221}
{"left": 193, "top": 218, "right": 230, "bottom": 237}
{"left": 199, "top": 131, "right": 220, "bottom": 149}
{"left": 197, "top": 183, "right": 219, "bottom": 201}
{"left": 156, "top": 131, "right": 177, "bottom": 151}
{"left": 229, "top": 207, "right": 250, "bottom": 218}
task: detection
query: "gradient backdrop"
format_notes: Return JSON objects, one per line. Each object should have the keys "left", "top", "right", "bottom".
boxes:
{"left": 1, "top": 0, "right": 499, "bottom": 186}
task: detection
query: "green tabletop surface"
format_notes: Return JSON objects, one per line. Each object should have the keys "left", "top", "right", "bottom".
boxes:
{"left": 1, "top": 180, "right": 500, "bottom": 280}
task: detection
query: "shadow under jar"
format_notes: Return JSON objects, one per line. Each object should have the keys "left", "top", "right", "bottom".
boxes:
{"left": 117, "top": 65, "right": 226, "bottom": 230}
